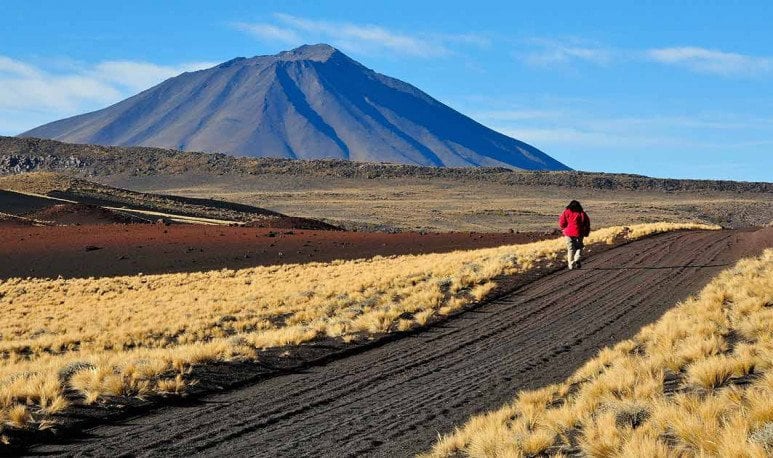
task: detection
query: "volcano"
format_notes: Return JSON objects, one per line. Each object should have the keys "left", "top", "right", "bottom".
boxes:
{"left": 21, "top": 44, "right": 569, "bottom": 170}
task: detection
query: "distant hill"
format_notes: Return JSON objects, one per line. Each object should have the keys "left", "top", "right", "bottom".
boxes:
{"left": 20, "top": 44, "right": 568, "bottom": 171}
{"left": 0, "top": 171, "right": 339, "bottom": 230}
{"left": 1, "top": 136, "right": 771, "bottom": 194}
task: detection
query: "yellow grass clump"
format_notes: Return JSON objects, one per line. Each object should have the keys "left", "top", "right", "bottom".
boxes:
{"left": 0, "top": 222, "right": 715, "bottom": 433}
{"left": 424, "top": 247, "right": 773, "bottom": 457}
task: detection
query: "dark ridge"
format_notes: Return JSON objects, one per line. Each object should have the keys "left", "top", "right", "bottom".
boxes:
{"left": 1, "top": 136, "right": 771, "bottom": 193}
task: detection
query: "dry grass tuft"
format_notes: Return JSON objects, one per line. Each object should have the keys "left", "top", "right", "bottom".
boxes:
{"left": 0, "top": 223, "right": 715, "bottom": 433}
{"left": 424, "top": 248, "right": 773, "bottom": 457}
{"left": 6, "top": 405, "right": 32, "bottom": 428}
{"left": 156, "top": 375, "right": 186, "bottom": 395}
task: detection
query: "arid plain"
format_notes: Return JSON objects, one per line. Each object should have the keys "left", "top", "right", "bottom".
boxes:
{"left": 105, "top": 172, "right": 772, "bottom": 233}
{"left": 0, "top": 146, "right": 771, "bottom": 456}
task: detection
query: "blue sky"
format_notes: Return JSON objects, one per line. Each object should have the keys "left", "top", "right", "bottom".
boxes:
{"left": 2, "top": 0, "right": 772, "bottom": 181}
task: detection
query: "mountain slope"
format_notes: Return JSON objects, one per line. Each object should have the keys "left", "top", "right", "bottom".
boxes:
{"left": 21, "top": 44, "right": 569, "bottom": 170}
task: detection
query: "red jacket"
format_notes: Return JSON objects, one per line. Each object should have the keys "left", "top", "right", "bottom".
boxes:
{"left": 559, "top": 209, "right": 590, "bottom": 238}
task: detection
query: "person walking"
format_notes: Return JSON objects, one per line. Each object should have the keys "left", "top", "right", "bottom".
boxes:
{"left": 558, "top": 200, "right": 591, "bottom": 269}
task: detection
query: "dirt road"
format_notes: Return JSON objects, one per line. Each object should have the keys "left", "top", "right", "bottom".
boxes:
{"left": 27, "top": 229, "right": 771, "bottom": 457}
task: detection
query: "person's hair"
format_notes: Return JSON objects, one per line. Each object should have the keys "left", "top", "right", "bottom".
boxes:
{"left": 566, "top": 200, "right": 583, "bottom": 212}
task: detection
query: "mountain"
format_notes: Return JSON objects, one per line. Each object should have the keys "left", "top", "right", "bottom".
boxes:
{"left": 21, "top": 44, "right": 569, "bottom": 170}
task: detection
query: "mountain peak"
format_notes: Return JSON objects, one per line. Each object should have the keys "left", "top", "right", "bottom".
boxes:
{"left": 20, "top": 44, "right": 570, "bottom": 171}
{"left": 277, "top": 43, "right": 340, "bottom": 62}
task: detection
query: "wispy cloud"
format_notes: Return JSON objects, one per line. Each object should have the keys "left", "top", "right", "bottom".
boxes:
{"left": 468, "top": 99, "right": 773, "bottom": 155}
{"left": 485, "top": 107, "right": 773, "bottom": 180}
{"left": 646, "top": 46, "right": 773, "bottom": 77}
{"left": 470, "top": 109, "right": 565, "bottom": 121}
{"left": 90, "top": 61, "right": 217, "bottom": 92}
{"left": 232, "top": 13, "right": 489, "bottom": 58}
{"left": 0, "top": 58, "right": 118, "bottom": 113}
{"left": 520, "top": 38, "right": 613, "bottom": 67}
{"left": 0, "top": 56, "right": 40, "bottom": 78}
{"left": 232, "top": 22, "right": 302, "bottom": 44}
{"left": 498, "top": 126, "right": 656, "bottom": 149}
{"left": 0, "top": 56, "right": 216, "bottom": 134}
{"left": 518, "top": 38, "right": 773, "bottom": 79}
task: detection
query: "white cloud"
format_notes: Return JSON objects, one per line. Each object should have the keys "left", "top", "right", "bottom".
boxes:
{"left": 498, "top": 126, "right": 687, "bottom": 150}
{"left": 0, "top": 56, "right": 41, "bottom": 78}
{"left": 0, "top": 65, "right": 119, "bottom": 112}
{"left": 441, "top": 33, "right": 492, "bottom": 48}
{"left": 646, "top": 47, "right": 773, "bottom": 76}
{"left": 520, "top": 38, "right": 612, "bottom": 67}
{"left": 91, "top": 60, "right": 217, "bottom": 92}
{"left": 470, "top": 109, "right": 565, "bottom": 121}
{"left": 273, "top": 13, "right": 449, "bottom": 57}
{"left": 518, "top": 39, "right": 773, "bottom": 78}
{"left": 0, "top": 55, "right": 215, "bottom": 134}
{"left": 493, "top": 117, "right": 773, "bottom": 180}
{"left": 232, "top": 22, "right": 302, "bottom": 44}
{"left": 467, "top": 99, "right": 773, "bottom": 156}
{"left": 233, "top": 13, "right": 488, "bottom": 58}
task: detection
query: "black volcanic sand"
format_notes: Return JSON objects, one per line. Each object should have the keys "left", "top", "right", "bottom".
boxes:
{"left": 18, "top": 227, "right": 773, "bottom": 456}
{"left": 0, "top": 189, "right": 54, "bottom": 214}
{"left": 0, "top": 225, "right": 553, "bottom": 279}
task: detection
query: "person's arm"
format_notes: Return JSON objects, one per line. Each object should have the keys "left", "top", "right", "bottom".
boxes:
{"left": 558, "top": 210, "right": 568, "bottom": 229}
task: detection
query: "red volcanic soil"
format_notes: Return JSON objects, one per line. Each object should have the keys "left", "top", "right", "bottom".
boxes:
{"left": 244, "top": 216, "right": 341, "bottom": 231}
{"left": 0, "top": 213, "right": 36, "bottom": 227}
{"left": 0, "top": 225, "right": 553, "bottom": 279}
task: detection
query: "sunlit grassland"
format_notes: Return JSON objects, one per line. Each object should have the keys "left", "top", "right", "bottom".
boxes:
{"left": 425, "top": 248, "right": 773, "bottom": 457}
{"left": 0, "top": 222, "right": 716, "bottom": 440}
